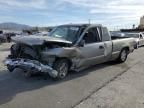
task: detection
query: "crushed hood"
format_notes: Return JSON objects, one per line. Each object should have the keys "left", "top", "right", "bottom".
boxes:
{"left": 12, "top": 35, "right": 72, "bottom": 46}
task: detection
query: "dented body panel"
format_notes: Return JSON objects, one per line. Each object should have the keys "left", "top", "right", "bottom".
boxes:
{"left": 12, "top": 36, "right": 72, "bottom": 46}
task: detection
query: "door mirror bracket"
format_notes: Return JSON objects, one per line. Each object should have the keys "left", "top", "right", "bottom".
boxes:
{"left": 79, "top": 40, "right": 85, "bottom": 47}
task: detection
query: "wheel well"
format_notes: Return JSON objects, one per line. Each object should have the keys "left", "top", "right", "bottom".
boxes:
{"left": 55, "top": 57, "right": 72, "bottom": 69}
{"left": 122, "top": 47, "right": 129, "bottom": 52}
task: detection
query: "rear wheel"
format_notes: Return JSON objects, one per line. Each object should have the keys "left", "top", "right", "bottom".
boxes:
{"left": 117, "top": 49, "right": 128, "bottom": 63}
{"left": 53, "top": 59, "right": 69, "bottom": 80}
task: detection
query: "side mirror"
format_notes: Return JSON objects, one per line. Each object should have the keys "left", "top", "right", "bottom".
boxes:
{"left": 79, "top": 40, "right": 85, "bottom": 47}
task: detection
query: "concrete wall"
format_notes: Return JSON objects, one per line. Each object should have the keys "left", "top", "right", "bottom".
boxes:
{"left": 140, "top": 16, "right": 144, "bottom": 25}
{"left": 139, "top": 16, "right": 144, "bottom": 29}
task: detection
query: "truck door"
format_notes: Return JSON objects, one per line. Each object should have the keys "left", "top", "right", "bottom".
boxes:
{"left": 78, "top": 27, "right": 105, "bottom": 67}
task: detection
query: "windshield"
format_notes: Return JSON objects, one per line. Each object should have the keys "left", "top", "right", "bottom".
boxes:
{"left": 125, "top": 33, "right": 139, "bottom": 38}
{"left": 49, "top": 26, "right": 80, "bottom": 42}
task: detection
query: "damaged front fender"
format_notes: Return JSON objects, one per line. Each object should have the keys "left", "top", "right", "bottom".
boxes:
{"left": 42, "top": 47, "right": 82, "bottom": 58}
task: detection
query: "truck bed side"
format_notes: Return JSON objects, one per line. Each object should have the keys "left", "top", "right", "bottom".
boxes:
{"left": 111, "top": 38, "right": 135, "bottom": 60}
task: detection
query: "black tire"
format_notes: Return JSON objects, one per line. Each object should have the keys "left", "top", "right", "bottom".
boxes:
{"left": 53, "top": 59, "right": 69, "bottom": 80}
{"left": 134, "top": 43, "right": 139, "bottom": 49}
{"left": 7, "top": 65, "right": 15, "bottom": 72}
{"left": 116, "top": 48, "right": 128, "bottom": 63}
{"left": 7, "top": 36, "right": 11, "bottom": 43}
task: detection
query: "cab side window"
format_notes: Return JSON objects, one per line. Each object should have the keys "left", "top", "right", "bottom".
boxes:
{"left": 83, "top": 27, "right": 101, "bottom": 44}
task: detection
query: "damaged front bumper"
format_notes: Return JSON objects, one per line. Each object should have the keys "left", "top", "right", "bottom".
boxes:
{"left": 4, "top": 58, "right": 58, "bottom": 78}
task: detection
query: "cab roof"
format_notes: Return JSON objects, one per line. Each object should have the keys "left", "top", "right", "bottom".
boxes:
{"left": 58, "top": 24, "right": 102, "bottom": 27}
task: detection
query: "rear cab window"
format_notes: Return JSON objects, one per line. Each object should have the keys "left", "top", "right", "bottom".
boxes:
{"left": 102, "top": 27, "right": 111, "bottom": 41}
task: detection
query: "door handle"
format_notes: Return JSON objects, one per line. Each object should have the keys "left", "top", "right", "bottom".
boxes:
{"left": 99, "top": 46, "right": 104, "bottom": 49}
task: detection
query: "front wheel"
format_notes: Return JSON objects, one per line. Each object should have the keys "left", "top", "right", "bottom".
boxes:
{"left": 116, "top": 49, "right": 128, "bottom": 63}
{"left": 53, "top": 59, "right": 69, "bottom": 80}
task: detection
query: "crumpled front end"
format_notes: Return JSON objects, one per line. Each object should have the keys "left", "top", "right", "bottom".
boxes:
{"left": 4, "top": 58, "right": 58, "bottom": 78}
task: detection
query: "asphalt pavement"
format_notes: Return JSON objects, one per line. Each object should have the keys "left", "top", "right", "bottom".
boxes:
{"left": 75, "top": 56, "right": 144, "bottom": 108}
{"left": 0, "top": 43, "right": 144, "bottom": 108}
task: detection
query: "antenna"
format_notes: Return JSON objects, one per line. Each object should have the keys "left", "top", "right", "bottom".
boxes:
{"left": 88, "top": 19, "right": 91, "bottom": 24}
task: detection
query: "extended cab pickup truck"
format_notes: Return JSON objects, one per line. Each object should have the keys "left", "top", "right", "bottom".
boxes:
{"left": 4, "top": 24, "right": 135, "bottom": 80}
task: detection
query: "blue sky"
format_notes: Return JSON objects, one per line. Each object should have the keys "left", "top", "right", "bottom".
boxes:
{"left": 0, "top": 0, "right": 143, "bottom": 29}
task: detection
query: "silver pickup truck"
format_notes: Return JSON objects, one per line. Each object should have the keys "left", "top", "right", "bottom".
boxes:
{"left": 4, "top": 24, "right": 135, "bottom": 80}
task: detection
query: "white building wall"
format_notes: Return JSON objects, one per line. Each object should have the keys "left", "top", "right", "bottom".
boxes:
{"left": 140, "top": 16, "right": 144, "bottom": 26}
